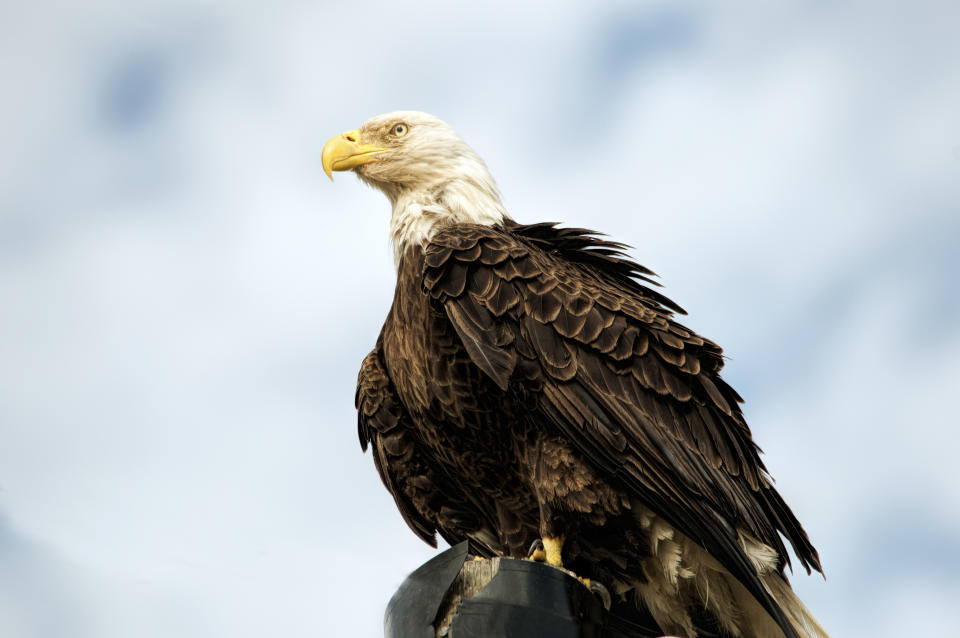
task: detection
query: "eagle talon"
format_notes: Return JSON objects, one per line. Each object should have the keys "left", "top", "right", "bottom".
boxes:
{"left": 530, "top": 539, "right": 609, "bottom": 609}
{"left": 527, "top": 539, "right": 546, "bottom": 562}
{"left": 528, "top": 536, "right": 564, "bottom": 566}
{"left": 582, "top": 578, "right": 611, "bottom": 610}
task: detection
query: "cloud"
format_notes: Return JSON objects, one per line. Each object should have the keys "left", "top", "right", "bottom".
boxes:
{"left": 1, "top": 1, "right": 958, "bottom": 637}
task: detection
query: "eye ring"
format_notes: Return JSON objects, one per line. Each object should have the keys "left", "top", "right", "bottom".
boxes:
{"left": 390, "top": 123, "right": 408, "bottom": 137}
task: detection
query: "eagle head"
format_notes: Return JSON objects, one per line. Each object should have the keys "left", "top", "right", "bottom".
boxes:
{"left": 323, "top": 111, "right": 507, "bottom": 261}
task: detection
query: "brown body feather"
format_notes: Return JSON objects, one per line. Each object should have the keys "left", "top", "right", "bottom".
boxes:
{"left": 356, "top": 222, "right": 823, "bottom": 638}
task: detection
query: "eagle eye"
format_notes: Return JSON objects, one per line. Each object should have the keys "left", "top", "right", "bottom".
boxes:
{"left": 390, "top": 123, "right": 408, "bottom": 137}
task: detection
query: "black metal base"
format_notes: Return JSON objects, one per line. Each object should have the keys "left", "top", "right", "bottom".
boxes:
{"left": 384, "top": 542, "right": 610, "bottom": 638}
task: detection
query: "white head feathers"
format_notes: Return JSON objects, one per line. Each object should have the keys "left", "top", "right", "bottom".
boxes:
{"left": 327, "top": 111, "right": 508, "bottom": 263}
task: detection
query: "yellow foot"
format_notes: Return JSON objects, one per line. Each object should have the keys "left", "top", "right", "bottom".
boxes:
{"left": 542, "top": 535, "right": 565, "bottom": 568}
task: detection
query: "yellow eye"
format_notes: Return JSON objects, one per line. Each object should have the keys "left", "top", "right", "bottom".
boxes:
{"left": 390, "top": 123, "right": 408, "bottom": 137}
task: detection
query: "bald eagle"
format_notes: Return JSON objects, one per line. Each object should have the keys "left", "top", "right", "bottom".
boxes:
{"left": 324, "top": 112, "right": 828, "bottom": 638}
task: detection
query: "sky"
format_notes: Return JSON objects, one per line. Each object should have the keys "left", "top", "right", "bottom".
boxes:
{"left": 1, "top": 1, "right": 959, "bottom": 636}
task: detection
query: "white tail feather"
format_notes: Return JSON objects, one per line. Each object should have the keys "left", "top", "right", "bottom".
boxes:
{"left": 628, "top": 501, "right": 830, "bottom": 638}
{"left": 762, "top": 573, "right": 831, "bottom": 638}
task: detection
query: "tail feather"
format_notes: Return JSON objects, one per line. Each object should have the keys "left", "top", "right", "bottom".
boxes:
{"left": 626, "top": 502, "right": 829, "bottom": 638}
{"left": 762, "top": 573, "right": 830, "bottom": 638}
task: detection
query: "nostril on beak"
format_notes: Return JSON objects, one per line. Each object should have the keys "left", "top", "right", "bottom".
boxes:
{"left": 345, "top": 133, "right": 357, "bottom": 142}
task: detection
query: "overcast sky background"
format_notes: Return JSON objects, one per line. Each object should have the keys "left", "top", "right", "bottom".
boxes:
{"left": 2, "top": 1, "right": 959, "bottom": 636}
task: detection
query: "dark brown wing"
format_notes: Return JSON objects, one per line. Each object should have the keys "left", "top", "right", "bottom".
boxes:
{"left": 423, "top": 223, "right": 822, "bottom": 637}
{"left": 356, "top": 338, "right": 437, "bottom": 545}
{"left": 356, "top": 334, "right": 499, "bottom": 554}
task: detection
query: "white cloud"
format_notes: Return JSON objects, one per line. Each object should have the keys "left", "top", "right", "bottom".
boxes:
{"left": 1, "top": 1, "right": 958, "bottom": 636}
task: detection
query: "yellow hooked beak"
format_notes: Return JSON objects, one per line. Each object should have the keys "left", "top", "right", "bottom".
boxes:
{"left": 321, "top": 129, "right": 387, "bottom": 180}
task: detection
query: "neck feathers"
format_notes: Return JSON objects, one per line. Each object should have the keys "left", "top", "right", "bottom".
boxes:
{"left": 389, "top": 173, "right": 507, "bottom": 264}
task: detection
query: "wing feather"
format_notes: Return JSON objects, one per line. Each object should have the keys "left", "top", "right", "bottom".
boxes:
{"left": 356, "top": 335, "right": 500, "bottom": 554}
{"left": 356, "top": 341, "right": 436, "bottom": 545}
